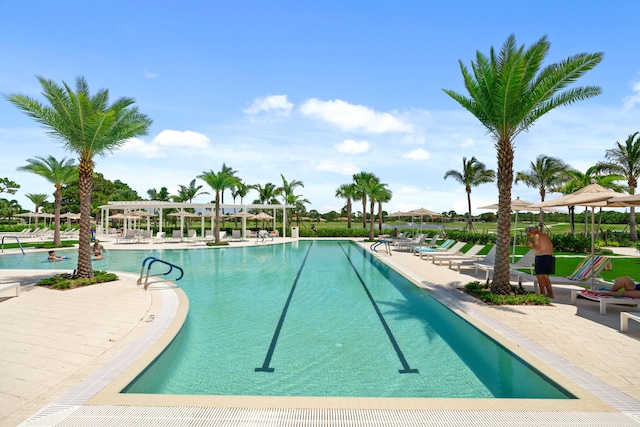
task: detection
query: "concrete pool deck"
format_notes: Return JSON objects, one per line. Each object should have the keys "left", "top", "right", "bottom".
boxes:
{"left": 0, "top": 236, "right": 639, "bottom": 425}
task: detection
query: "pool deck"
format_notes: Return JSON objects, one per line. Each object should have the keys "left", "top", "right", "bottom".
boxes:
{"left": 1, "top": 236, "right": 639, "bottom": 426}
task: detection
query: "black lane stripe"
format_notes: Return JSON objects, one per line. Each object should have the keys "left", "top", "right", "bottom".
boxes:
{"left": 255, "top": 242, "right": 313, "bottom": 373}
{"left": 339, "top": 243, "right": 419, "bottom": 374}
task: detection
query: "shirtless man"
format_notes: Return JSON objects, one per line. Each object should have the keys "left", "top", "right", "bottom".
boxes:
{"left": 526, "top": 225, "right": 555, "bottom": 298}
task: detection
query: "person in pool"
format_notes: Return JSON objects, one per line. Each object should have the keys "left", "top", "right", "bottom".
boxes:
{"left": 93, "top": 239, "right": 106, "bottom": 258}
{"left": 593, "top": 276, "right": 640, "bottom": 298}
{"left": 48, "top": 250, "right": 64, "bottom": 261}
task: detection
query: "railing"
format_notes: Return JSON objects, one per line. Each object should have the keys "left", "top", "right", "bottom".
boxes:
{"left": 370, "top": 239, "right": 391, "bottom": 255}
{"left": 137, "top": 256, "right": 184, "bottom": 290}
{"left": 1, "top": 236, "right": 25, "bottom": 255}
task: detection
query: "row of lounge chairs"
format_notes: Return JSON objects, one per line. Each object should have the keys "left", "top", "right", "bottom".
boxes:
{"left": 115, "top": 229, "right": 280, "bottom": 244}
{"left": 383, "top": 235, "right": 638, "bottom": 316}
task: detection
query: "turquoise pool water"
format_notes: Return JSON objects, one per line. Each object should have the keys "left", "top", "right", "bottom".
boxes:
{"left": 0, "top": 241, "right": 573, "bottom": 399}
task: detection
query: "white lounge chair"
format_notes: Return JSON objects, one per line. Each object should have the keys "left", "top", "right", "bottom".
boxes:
{"left": 168, "top": 230, "right": 183, "bottom": 243}
{"left": 230, "top": 229, "right": 242, "bottom": 241}
{"left": 432, "top": 244, "right": 484, "bottom": 265}
{"left": 419, "top": 241, "right": 467, "bottom": 262}
{"left": 153, "top": 231, "right": 166, "bottom": 243}
{"left": 117, "top": 229, "right": 138, "bottom": 244}
{"left": 450, "top": 246, "right": 497, "bottom": 272}
{"left": 474, "top": 249, "right": 536, "bottom": 280}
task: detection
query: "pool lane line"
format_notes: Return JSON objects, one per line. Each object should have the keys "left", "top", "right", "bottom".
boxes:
{"left": 339, "top": 243, "right": 419, "bottom": 374}
{"left": 255, "top": 242, "right": 314, "bottom": 373}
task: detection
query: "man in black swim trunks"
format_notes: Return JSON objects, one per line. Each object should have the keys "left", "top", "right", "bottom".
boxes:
{"left": 526, "top": 225, "right": 555, "bottom": 298}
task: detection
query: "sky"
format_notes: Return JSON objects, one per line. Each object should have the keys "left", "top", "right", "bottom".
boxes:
{"left": 1, "top": 0, "right": 639, "bottom": 216}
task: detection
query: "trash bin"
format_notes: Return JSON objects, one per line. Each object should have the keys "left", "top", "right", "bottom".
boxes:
{"left": 291, "top": 226, "right": 299, "bottom": 238}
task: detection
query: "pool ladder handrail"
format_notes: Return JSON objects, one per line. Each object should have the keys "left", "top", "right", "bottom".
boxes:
{"left": 370, "top": 239, "right": 391, "bottom": 255}
{"left": 1, "top": 236, "right": 25, "bottom": 255}
{"left": 137, "top": 256, "right": 184, "bottom": 290}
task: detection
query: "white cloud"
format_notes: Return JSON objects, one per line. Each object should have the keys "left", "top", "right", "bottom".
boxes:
{"left": 119, "top": 130, "right": 209, "bottom": 159}
{"left": 244, "top": 95, "right": 293, "bottom": 116}
{"left": 623, "top": 77, "right": 640, "bottom": 109}
{"left": 153, "top": 130, "right": 210, "bottom": 148}
{"left": 335, "top": 139, "right": 370, "bottom": 154}
{"left": 402, "top": 148, "right": 430, "bottom": 160}
{"left": 460, "top": 137, "right": 475, "bottom": 148}
{"left": 144, "top": 70, "right": 158, "bottom": 79}
{"left": 314, "top": 160, "right": 360, "bottom": 175}
{"left": 299, "top": 98, "right": 413, "bottom": 133}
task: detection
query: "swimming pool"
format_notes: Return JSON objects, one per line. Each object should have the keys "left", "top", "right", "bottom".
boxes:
{"left": 0, "top": 241, "right": 573, "bottom": 399}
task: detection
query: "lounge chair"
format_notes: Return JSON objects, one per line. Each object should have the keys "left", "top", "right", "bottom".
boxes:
{"left": 167, "top": 230, "right": 183, "bottom": 243}
{"left": 138, "top": 229, "right": 153, "bottom": 243}
{"left": 185, "top": 229, "right": 198, "bottom": 242}
{"left": 269, "top": 230, "right": 279, "bottom": 238}
{"left": 474, "top": 249, "right": 536, "bottom": 280}
{"left": 153, "top": 231, "right": 166, "bottom": 243}
{"left": 574, "top": 289, "right": 639, "bottom": 315}
{"left": 397, "top": 234, "right": 427, "bottom": 250}
{"left": 537, "top": 255, "right": 613, "bottom": 290}
{"left": 413, "top": 239, "right": 454, "bottom": 259}
{"left": 450, "top": 246, "right": 496, "bottom": 272}
{"left": 432, "top": 244, "right": 484, "bottom": 265}
{"left": 117, "top": 229, "right": 138, "bottom": 244}
{"left": 419, "top": 241, "right": 466, "bottom": 262}
{"left": 230, "top": 229, "right": 242, "bottom": 242}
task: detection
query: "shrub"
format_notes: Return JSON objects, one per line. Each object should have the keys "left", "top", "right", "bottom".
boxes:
{"left": 463, "top": 281, "right": 551, "bottom": 305}
{"left": 37, "top": 270, "right": 118, "bottom": 290}
{"left": 206, "top": 241, "right": 230, "bottom": 246}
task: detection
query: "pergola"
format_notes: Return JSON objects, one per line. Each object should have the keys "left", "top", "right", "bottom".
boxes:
{"left": 98, "top": 201, "right": 295, "bottom": 238}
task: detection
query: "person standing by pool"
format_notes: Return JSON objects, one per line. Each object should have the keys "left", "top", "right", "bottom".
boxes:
{"left": 526, "top": 225, "right": 554, "bottom": 298}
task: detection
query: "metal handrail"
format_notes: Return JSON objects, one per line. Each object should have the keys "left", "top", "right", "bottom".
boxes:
{"left": 1, "top": 236, "right": 25, "bottom": 255}
{"left": 137, "top": 256, "right": 184, "bottom": 290}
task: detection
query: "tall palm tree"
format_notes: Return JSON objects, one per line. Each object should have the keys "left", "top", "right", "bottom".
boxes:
{"left": 335, "top": 182, "right": 358, "bottom": 228}
{"left": 219, "top": 163, "right": 238, "bottom": 207}
{"left": 375, "top": 186, "right": 393, "bottom": 233}
{"left": 278, "top": 174, "right": 304, "bottom": 225}
{"left": 198, "top": 169, "right": 240, "bottom": 244}
{"left": 255, "top": 183, "right": 279, "bottom": 205}
{"left": 0, "top": 198, "right": 21, "bottom": 221}
{"left": 443, "top": 34, "right": 602, "bottom": 294}
{"left": 353, "top": 172, "right": 378, "bottom": 228}
{"left": 17, "top": 155, "right": 77, "bottom": 246}
{"left": 595, "top": 132, "right": 640, "bottom": 241}
{"left": 515, "top": 155, "right": 573, "bottom": 229}
{"left": 25, "top": 193, "right": 49, "bottom": 229}
{"left": 443, "top": 156, "right": 495, "bottom": 231}
{"left": 8, "top": 76, "right": 152, "bottom": 278}
{"left": 147, "top": 187, "right": 171, "bottom": 201}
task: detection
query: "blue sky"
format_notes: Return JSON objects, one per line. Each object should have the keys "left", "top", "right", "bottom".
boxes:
{"left": 1, "top": 0, "right": 639, "bottom": 216}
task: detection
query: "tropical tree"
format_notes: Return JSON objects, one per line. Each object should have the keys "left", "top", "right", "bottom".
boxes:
{"left": 0, "top": 198, "right": 21, "bottom": 221}
{"left": 17, "top": 155, "right": 77, "bottom": 246}
{"left": 443, "top": 156, "right": 495, "bottom": 231}
{"left": 443, "top": 34, "right": 602, "bottom": 294}
{"left": 219, "top": 163, "right": 238, "bottom": 207}
{"left": 375, "top": 186, "right": 393, "bottom": 233}
{"left": 198, "top": 168, "right": 240, "bottom": 243}
{"left": 595, "top": 131, "right": 640, "bottom": 241}
{"left": 278, "top": 174, "right": 304, "bottom": 225}
{"left": 353, "top": 172, "right": 378, "bottom": 229}
{"left": 357, "top": 176, "right": 386, "bottom": 240}
{"left": 8, "top": 76, "right": 152, "bottom": 278}
{"left": 147, "top": 187, "right": 171, "bottom": 201}
{"left": 25, "top": 193, "right": 49, "bottom": 229}
{"left": 0, "top": 178, "right": 20, "bottom": 195}
{"left": 335, "top": 182, "right": 358, "bottom": 228}
{"left": 177, "top": 179, "right": 209, "bottom": 203}
{"left": 254, "top": 182, "right": 279, "bottom": 205}
{"left": 515, "top": 155, "right": 573, "bottom": 229}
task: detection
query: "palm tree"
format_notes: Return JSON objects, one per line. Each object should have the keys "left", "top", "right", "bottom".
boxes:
{"left": 8, "top": 76, "right": 152, "bottom": 278}
{"left": 147, "top": 187, "right": 170, "bottom": 201}
{"left": 515, "top": 155, "right": 573, "bottom": 229}
{"left": 198, "top": 169, "right": 240, "bottom": 243}
{"left": 0, "top": 178, "right": 20, "bottom": 195}
{"left": 595, "top": 132, "right": 640, "bottom": 241}
{"left": 219, "top": 163, "right": 238, "bottom": 208}
{"left": 335, "top": 182, "right": 358, "bottom": 228}
{"left": 353, "top": 172, "right": 378, "bottom": 229}
{"left": 0, "top": 198, "right": 21, "bottom": 221}
{"left": 255, "top": 183, "right": 279, "bottom": 205}
{"left": 443, "top": 34, "right": 602, "bottom": 294}
{"left": 443, "top": 157, "right": 495, "bottom": 231}
{"left": 17, "top": 155, "right": 77, "bottom": 246}
{"left": 177, "top": 179, "right": 209, "bottom": 203}
{"left": 278, "top": 174, "right": 304, "bottom": 225}
{"left": 375, "top": 186, "right": 393, "bottom": 233}
{"left": 25, "top": 193, "right": 49, "bottom": 229}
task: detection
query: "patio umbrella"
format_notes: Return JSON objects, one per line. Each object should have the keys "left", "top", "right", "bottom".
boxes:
{"left": 251, "top": 212, "right": 273, "bottom": 220}
{"left": 168, "top": 211, "right": 201, "bottom": 236}
{"left": 530, "top": 183, "right": 628, "bottom": 287}
{"left": 606, "top": 194, "right": 640, "bottom": 207}
{"left": 479, "top": 197, "right": 561, "bottom": 262}
{"left": 16, "top": 212, "right": 38, "bottom": 228}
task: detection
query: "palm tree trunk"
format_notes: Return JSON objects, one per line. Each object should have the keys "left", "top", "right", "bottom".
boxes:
{"left": 630, "top": 206, "right": 637, "bottom": 241}
{"left": 53, "top": 185, "right": 62, "bottom": 246}
{"left": 362, "top": 197, "right": 367, "bottom": 228}
{"left": 76, "top": 158, "right": 94, "bottom": 278}
{"left": 214, "top": 191, "right": 221, "bottom": 243}
{"left": 369, "top": 199, "right": 375, "bottom": 240}
{"left": 466, "top": 191, "right": 474, "bottom": 231}
{"left": 347, "top": 200, "right": 352, "bottom": 229}
{"left": 491, "top": 140, "right": 514, "bottom": 294}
